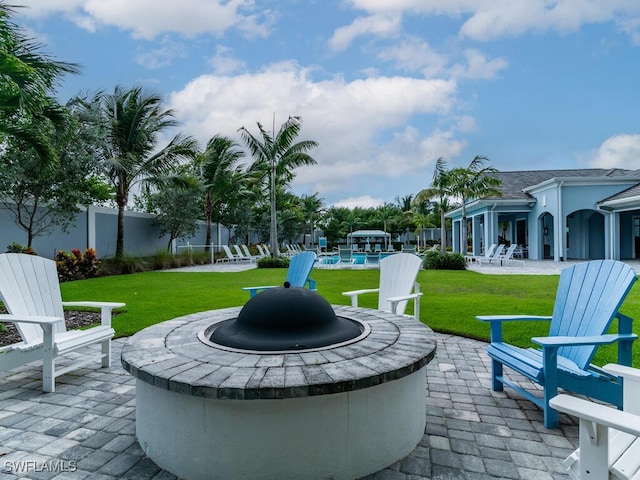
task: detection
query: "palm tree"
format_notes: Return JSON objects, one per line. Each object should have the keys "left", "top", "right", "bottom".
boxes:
{"left": 298, "top": 193, "right": 324, "bottom": 246}
{"left": 0, "top": 3, "right": 79, "bottom": 170}
{"left": 239, "top": 116, "right": 318, "bottom": 256}
{"left": 447, "top": 155, "right": 502, "bottom": 253}
{"left": 80, "top": 85, "right": 198, "bottom": 259}
{"left": 196, "top": 135, "right": 249, "bottom": 250}
{"left": 414, "top": 157, "right": 452, "bottom": 251}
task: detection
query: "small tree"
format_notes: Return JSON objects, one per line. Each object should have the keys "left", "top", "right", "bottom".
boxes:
{"left": 147, "top": 182, "right": 203, "bottom": 252}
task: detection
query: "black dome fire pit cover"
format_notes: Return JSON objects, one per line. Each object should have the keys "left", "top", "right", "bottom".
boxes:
{"left": 210, "top": 284, "right": 363, "bottom": 351}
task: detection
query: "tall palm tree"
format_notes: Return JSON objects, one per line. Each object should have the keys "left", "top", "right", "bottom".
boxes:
{"left": 196, "top": 135, "right": 249, "bottom": 250}
{"left": 0, "top": 2, "right": 79, "bottom": 170}
{"left": 239, "top": 116, "right": 318, "bottom": 256}
{"left": 447, "top": 155, "right": 502, "bottom": 253}
{"left": 80, "top": 85, "right": 198, "bottom": 259}
{"left": 414, "top": 157, "right": 452, "bottom": 250}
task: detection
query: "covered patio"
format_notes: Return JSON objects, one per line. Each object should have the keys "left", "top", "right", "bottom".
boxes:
{"left": 346, "top": 229, "right": 391, "bottom": 250}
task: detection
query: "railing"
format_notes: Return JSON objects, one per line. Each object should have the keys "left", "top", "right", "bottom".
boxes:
{"left": 176, "top": 243, "right": 222, "bottom": 264}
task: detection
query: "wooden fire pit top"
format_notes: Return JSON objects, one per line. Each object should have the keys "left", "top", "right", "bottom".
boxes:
{"left": 121, "top": 305, "right": 436, "bottom": 400}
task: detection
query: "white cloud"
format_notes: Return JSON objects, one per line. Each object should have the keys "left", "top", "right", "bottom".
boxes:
{"left": 12, "top": 0, "right": 266, "bottom": 40}
{"left": 587, "top": 134, "right": 640, "bottom": 169}
{"left": 457, "top": 49, "right": 508, "bottom": 79}
{"left": 329, "top": 13, "right": 401, "bottom": 51}
{"left": 377, "top": 36, "right": 449, "bottom": 77}
{"left": 135, "top": 37, "right": 187, "bottom": 69}
{"left": 345, "top": 0, "right": 640, "bottom": 43}
{"left": 169, "top": 62, "right": 462, "bottom": 202}
{"left": 332, "top": 195, "right": 385, "bottom": 209}
{"left": 209, "top": 46, "right": 246, "bottom": 75}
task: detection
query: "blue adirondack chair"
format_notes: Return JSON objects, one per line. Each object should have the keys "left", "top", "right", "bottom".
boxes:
{"left": 242, "top": 251, "right": 317, "bottom": 297}
{"left": 477, "top": 260, "right": 638, "bottom": 428}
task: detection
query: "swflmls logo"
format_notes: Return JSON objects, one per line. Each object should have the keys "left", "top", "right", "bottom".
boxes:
{"left": 3, "top": 460, "right": 78, "bottom": 473}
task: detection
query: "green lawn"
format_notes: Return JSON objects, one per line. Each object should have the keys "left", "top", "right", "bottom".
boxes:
{"left": 60, "top": 267, "right": 640, "bottom": 367}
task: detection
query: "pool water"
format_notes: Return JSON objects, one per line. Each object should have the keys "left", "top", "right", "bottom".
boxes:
{"left": 318, "top": 252, "right": 392, "bottom": 265}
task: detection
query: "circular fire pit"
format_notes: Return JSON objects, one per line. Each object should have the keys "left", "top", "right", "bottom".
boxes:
{"left": 121, "top": 299, "right": 436, "bottom": 480}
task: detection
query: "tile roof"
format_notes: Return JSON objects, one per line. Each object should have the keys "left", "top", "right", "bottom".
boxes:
{"left": 485, "top": 168, "right": 636, "bottom": 201}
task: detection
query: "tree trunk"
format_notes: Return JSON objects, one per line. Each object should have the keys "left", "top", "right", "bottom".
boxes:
{"left": 116, "top": 199, "right": 126, "bottom": 260}
{"left": 440, "top": 209, "right": 447, "bottom": 251}
{"left": 269, "top": 163, "right": 279, "bottom": 257}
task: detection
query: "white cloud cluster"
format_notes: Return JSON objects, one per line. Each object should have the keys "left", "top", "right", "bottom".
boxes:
{"left": 13, "top": 0, "right": 266, "bottom": 40}
{"left": 169, "top": 62, "right": 461, "bottom": 203}
{"left": 588, "top": 135, "right": 640, "bottom": 170}
{"left": 345, "top": 0, "right": 640, "bottom": 43}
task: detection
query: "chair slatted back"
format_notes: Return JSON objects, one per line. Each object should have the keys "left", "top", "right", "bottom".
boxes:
{"left": 0, "top": 253, "right": 66, "bottom": 344}
{"left": 378, "top": 253, "right": 423, "bottom": 315}
{"left": 285, "top": 252, "right": 317, "bottom": 287}
{"left": 550, "top": 260, "right": 637, "bottom": 369}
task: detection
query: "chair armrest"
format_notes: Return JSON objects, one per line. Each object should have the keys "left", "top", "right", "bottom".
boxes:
{"left": 532, "top": 333, "right": 637, "bottom": 348}
{"left": 387, "top": 293, "right": 423, "bottom": 316}
{"left": 550, "top": 394, "right": 640, "bottom": 436}
{"left": 62, "top": 301, "right": 125, "bottom": 327}
{"left": 603, "top": 363, "right": 640, "bottom": 381}
{"left": 0, "top": 314, "right": 63, "bottom": 325}
{"left": 476, "top": 315, "right": 552, "bottom": 323}
{"left": 307, "top": 278, "right": 317, "bottom": 291}
{"left": 242, "top": 286, "right": 276, "bottom": 298}
{"left": 477, "top": 315, "right": 552, "bottom": 343}
{"left": 342, "top": 288, "right": 379, "bottom": 307}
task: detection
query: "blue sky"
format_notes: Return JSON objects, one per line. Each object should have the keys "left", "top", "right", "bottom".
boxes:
{"left": 13, "top": 0, "right": 640, "bottom": 208}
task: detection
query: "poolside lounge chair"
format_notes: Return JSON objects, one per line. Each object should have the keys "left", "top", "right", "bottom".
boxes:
{"left": 342, "top": 253, "right": 423, "bottom": 320}
{"left": 374, "top": 244, "right": 382, "bottom": 253}
{"left": 401, "top": 245, "right": 416, "bottom": 254}
{"left": 550, "top": 364, "right": 640, "bottom": 480}
{"left": 466, "top": 244, "right": 496, "bottom": 263}
{"left": 243, "top": 251, "right": 317, "bottom": 297}
{"left": 0, "top": 253, "right": 125, "bottom": 392}
{"left": 387, "top": 244, "right": 395, "bottom": 252}
{"left": 478, "top": 259, "right": 637, "bottom": 428}
{"left": 490, "top": 244, "right": 522, "bottom": 266}
{"left": 352, "top": 244, "right": 358, "bottom": 253}
{"left": 338, "top": 246, "right": 353, "bottom": 264}
{"left": 364, "top": 244, "right": 371, "bottom": 253}
{"left": 217, "top": 245, "right": 241, "bottom": 262}
{"left": 477, "top": 244, "right": 504, "bottom": 265}
{"left": 233, "top": 245, "right": 255, "bottom": 263}
{"left": 241, "top": 245, "right": 261, "bottom": 262}
{"left": 365, "top": 252, "right": 380, "bottom": 266}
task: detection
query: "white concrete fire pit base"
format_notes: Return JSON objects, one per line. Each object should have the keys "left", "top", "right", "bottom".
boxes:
{"left": 122, "top": 306, "right": 436, "bottom": 480}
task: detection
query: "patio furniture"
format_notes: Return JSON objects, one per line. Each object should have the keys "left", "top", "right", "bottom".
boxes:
{"left": 477, "top": 244, "right": 504, "bottom": 265}
{"left": 342, "top": 253, "right": 423, "bottom": 320}
{"left": 0, "top": 253, "right": 125, "bottom": 392}
{"left": 234, "top": 245, "right": 256, "bottom": 263}
{"left": 466, "top": 243, "right": 496, "bottom": 263}
{"left": 338, "top": 246, "right": 353, "bottom": 264}
{"left": 401, "top": 245, "right": 416, "bottom": 254}
{"left": 242, "top": 251, "right": 317, "bottom": 297}
{"left": 217, "top": 245, "right": 240, "bottom": 263}
{"left": 366, "top": 252, "right": 380, "bottom": 265}
{"left": 477, "top": 259, "right": 637, "bottom": 428}
{"left": 550, "top": 363, "right": 640, "bottom": 480}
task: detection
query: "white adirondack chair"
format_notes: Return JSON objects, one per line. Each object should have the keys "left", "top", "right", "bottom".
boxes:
{"left": 342, "top": 253, "right": 423, "bottom": 320}
{"left": 550, "top": 364, "right": 640, "bottom": 480}
{"left": 0, "top": 253, "right": 125, "bottom": 392}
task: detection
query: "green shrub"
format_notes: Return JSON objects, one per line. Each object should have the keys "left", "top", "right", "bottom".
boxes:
{"left": 56, "top": 248, "right": 101, "bottom": 282}
{"left": 6, "top": 242, "right": 36, "bottom": 255}
{"left": 257, "top": 256, "right": 290, "bottom": 268}
{"left": 422, "top": 251, "right": 467, "bottom": 270}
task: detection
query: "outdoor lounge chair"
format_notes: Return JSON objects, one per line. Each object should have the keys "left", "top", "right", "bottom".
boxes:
{"left": 365, "top": 252, "right": 380, "bottom": 266}
{"left": 466, "top": 243, "right": 496, "bottom": 263}
{"left": 242, "top": 251, "right": 317, "bottom": 297}
{"left": 550, "top": 364, "right": 640, "bottom": 480}
{"left": 338, "top": 246, "right": 353, "bottom": 264}
{"left": 342, "top": 253, "right": 423, "bottom": 320}
{"left": 477, "top": 259, "right": 638, "bottom": 428}
{"left": 216, "top": 245, "right": 240, "bottom": 263}
{"left": 234, "top": 245, "right": 255, "bottom": 263}
{"left": 0, "top": 253, "right": 125, "bottom": 392}
{"left": 476, "top": 244, "right": 504, "bottom": 265}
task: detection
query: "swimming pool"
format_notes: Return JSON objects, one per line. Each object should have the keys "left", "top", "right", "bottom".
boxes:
{"left": 318, "top": 252, "right": 392, "bottom": 265}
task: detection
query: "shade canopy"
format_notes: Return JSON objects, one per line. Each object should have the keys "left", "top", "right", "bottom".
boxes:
{"left": 346, "top": 230, "right": 391, "bottom": 245}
